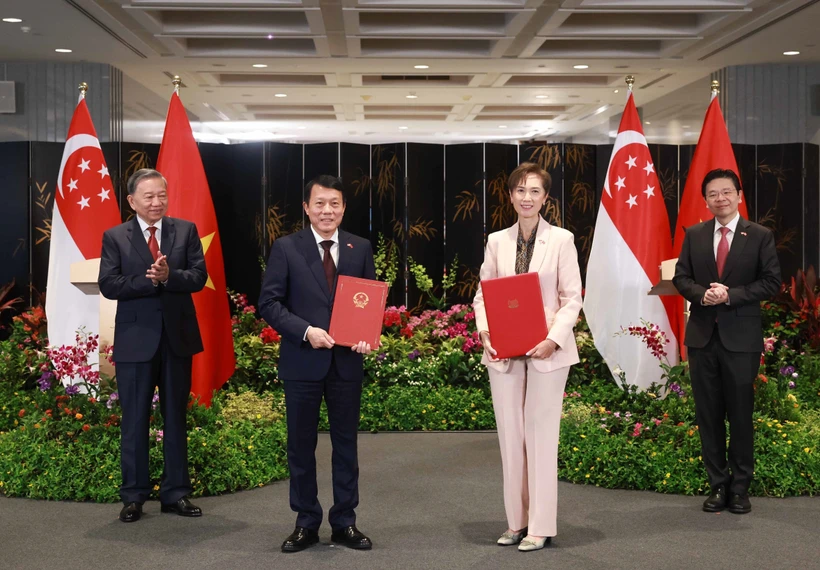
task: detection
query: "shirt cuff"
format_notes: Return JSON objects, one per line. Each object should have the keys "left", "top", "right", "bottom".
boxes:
{"left": 303, "top": 326, "right": 311, "bottom": 342}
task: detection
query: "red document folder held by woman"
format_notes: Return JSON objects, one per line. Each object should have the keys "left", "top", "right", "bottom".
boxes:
{"left": 329, "top": 276, "right": 389, "bottom": 348}
{"left": 481, "top": 272, "right": 548, "bottom": 359}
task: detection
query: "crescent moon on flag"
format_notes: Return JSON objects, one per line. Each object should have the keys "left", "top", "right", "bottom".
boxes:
{"left": 57, "top": 134, "right": 102, "bottom": 200}
{"left": 602, "top": 130, "right": 647, "bottom": 199}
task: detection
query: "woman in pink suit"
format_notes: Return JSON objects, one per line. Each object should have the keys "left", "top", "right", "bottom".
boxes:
{"left": 473, "top": 162, "right": 583, "bottom": 552}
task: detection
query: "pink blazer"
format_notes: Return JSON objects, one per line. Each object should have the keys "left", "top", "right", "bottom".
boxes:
{"left": 473, "top": 217, "right": 583, "bottom": 374}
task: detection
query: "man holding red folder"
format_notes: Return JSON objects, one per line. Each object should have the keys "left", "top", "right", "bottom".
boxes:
{"left": 259, "top": 175, "right": 376, "bottom": 552}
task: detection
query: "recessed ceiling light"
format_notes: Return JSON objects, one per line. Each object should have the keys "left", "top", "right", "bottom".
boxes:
{"left": 498, "top": 125, "right": 507, "bottom": 129}
{"left": 274, "top": 93, "right": 287, "bottom": 98}
{"left": 55, "top": 48, "right": 73, "bottom": 53}
{"left": 414, "top": 64, "right": 429, "bottom": 69}
{"left": 683, "top": 125, "right": 690, "bottom": 128}
{"left": 252, "top": 64, "right": 268, "bottom": 68}
{"left": 2, "top": 17, "right": 23, "bottom": 23}
{"left": 573, "top": 64, "right": 589, "bottom": 70}
{"left": 406, "top": 94, "right": 418, "bottom": 99}
{"left": 645, "top": 121, "right": 651, "bottom": 125}
{"left": 783, "top": 50, "right": 800, "bottom": 56}
{"left": 267, "top": 34, "right": 273, "bottom": 40}
{"left": 535, "top": 95, "right": 548, "bottom": 99}
{"left": 613, "top": 89, "right": 619, "bottom": 94}
{"left": 399, "top": 126, "right": 408, "bottom": 130}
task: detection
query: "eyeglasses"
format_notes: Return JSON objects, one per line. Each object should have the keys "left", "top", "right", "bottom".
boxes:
{"left": 705, "top": 189, "right": 738, "bottom": 200}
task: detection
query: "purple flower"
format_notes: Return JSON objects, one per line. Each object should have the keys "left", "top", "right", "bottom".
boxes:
{"left": 37, "top": 371, "right": 53, "bottom": 392}
{"left": 152, "top": 392, "right": 160, "bottom": 408}
{"left": 106, "top": 392, "right": 119, "bottom": 409}
{"left": 155, "top": 429, "right": 164, "bottom": 442}
{"left": 613, "top": 412, "right": 621, "bottom": 418}
{"left": 376, "top": 353, "right": 387, "bottom": 362}
{"left": 780, "top": 365, "right": 795, "bottom": 377}
{"left": 408, "top": 349, "right": 421, "bottom": 361}
{"left": 788, "top": 381, "right": 796, "bottom": 389}
{"left": 65, "top": 383, "right": 80, "bottom": 396}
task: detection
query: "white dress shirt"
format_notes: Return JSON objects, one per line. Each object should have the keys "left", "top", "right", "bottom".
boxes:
{"left": 136, "top": 216, "right": 163, "bottom": 250}
{"left": 713, "top": 212, "right": 739, "bottom": 258}
{"left": 310, "top": 225, "right": 339, "bottom": 267}
{"left": 304, "top": 225, "right": 340, "bottom": 341}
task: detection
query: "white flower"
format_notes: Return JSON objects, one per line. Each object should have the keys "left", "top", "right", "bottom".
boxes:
{"left": 613, "top": 367, "right": 624, "bottom": 377}
{"left": 792, "top": 372, "right": 799, "bottom": 378}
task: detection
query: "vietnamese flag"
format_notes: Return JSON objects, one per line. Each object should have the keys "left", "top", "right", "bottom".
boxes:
{"left": 157, "top": 92, "right": 235, "bottom": 406}
{"left": 673, "top": 95, "right": 749, "bottom": 255}
{"left": 672, "top": 94, "right": 749, "bottom": 356}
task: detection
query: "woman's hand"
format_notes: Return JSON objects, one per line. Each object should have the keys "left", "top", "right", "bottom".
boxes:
{"left": 527, "top": 338, "right": 558, "bottom": 359}
{"left": 479, "top": 331, "right": 506, "bottom": 363}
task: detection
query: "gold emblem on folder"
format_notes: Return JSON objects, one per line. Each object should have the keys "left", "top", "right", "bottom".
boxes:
{"left": 508, "top": 299, "right": 519, "bottom": 309}
{"left": 353, "top": 292, "right": 370, "bottom": 308}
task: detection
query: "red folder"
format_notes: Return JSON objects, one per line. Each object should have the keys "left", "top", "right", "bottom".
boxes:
{"left": 329, "top": 275, "right": 389, "bottom": 348}
{"left": 481, "top": 272, "right": 548, "bottom": 359}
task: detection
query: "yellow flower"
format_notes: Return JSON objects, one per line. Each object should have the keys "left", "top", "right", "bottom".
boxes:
{"left": 470, "top": 403, "right": 475, "bottom": 408}
{"left": 782, "top": 433, "right": 788, "bottom": 438}
{"left": 248, "top": 445, "right": 254, "bottom": 450}
{"left": 665, "top": 473, "right": 670, "bottom": 478}
{"left": 471, "top": 416, "right": 476, "bottom": 421}
{"left": 441, "top": 420, "right": 446, "bottom": 424}
{"left": 585, "top": 474, "right": 590, "bottom": 478}
{"left": 75, "top": 413, "right": 83, "bottom": 420}
{"left": 580, "top": 434, "right": 586, "bottom": 439}
{"left": 202, "top": 442, "right": 207, "bottom": 446}
{"left": 787, "top": 441, "right": 792, "bottom": 445}
{"left": 154, "top": 485, "right": 160, "bottom": 491}
{"left": 572, "top": 447, "right": 579, "bottom": 452}
{"left": 422, "top": 409, "right": 426, "bottom": 414}
{"left": 34, "top": 423, "right": 41, "bottom": 429}
{"left": 805, "top": 448, "right": 811, "bottom": 453}
{"left": 256, "top": 414, "right": 261, "bottom": 419}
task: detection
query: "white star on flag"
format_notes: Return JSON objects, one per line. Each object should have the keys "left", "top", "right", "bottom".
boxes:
{"left": 626, "top": 194, "right": 638, "bottom": 208}
{"left": 615, "top": 176, "right": 626, "bottom": 190}
{"left": 643, "top": 185, "right": 655, "bottom": 198}
{"left": 625, "top": 155, "right": 637, "bottom": 169}
{"left": 77, "top": 196, "right": 90, "bottom": 209}
{"left": 67, "top": 179, "right": 78, "bottom": 192}
{"left": 78, "top": 158, "right": 90, "bottom": 173}
{"left": 98, "top": 188, "right": 111, "bottom": 202}
{"left": 98, "top": 165, "right": 109, "bottom": 178}
{"left": 643, "top": 161, "right": 655, "bottom": 175}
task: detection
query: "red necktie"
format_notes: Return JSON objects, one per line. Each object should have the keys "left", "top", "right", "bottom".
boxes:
{"left": 147, "top": 226, "right": 160, "bottom": 261}
{"left": 320, "top": 240, "right": 336, "bottom": 292}
{"left": 716, "top": 226, "right": 730, "bottom": 277}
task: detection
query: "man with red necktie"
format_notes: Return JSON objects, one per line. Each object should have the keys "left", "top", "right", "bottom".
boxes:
{"left": 99, "top": 168, "right": 207, "bottom": 523}
{"left": 673, "top": 169, "right": 780, "bottom": 515}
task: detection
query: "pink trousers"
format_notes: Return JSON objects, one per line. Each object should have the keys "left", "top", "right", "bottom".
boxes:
{"left": 489, "top": 360, "right": 568, "bottom": 537}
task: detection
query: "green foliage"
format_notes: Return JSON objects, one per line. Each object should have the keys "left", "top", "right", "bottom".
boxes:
{"left": 373, "top": 233, "right": 400, "bottom": 287}
{"left": 0, "top": 389, "right": 288, "bottom": 501}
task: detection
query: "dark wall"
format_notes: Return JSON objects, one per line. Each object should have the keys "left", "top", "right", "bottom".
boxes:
{"left": 6, "top": 140, "right": 819, "bottom": 311}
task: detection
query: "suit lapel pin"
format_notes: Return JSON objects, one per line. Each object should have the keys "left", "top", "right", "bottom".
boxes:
{"left": 347, "top": 243, "right": 353, "bottom": 248}
{"left": 740, "top": 232, "right": 747, "bottom": 237}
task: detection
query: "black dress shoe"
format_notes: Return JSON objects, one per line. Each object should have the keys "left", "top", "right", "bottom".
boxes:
{"left": 331, "top": 526, "right": 372, "bottom": 550}
{"left": 282, "top": 527, "right": 320, "bottom": 553}
{"left": 702, "top": 486, "right": 728, "bottom": 512}
{"left": 119, "top": 502, "right": 143, "bottom": 523}
{"left": 160, "top": 496, "right": 202, "bottom": 517}
{"left": 728, "top": 493, "right": 752, "bottom": 514}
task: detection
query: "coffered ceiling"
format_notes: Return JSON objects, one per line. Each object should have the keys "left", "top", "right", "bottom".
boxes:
{"left": 0, "top": 0, "right": 818, "bottom": 143}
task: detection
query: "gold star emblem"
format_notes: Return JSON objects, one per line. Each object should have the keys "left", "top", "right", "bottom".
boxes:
{"left": 201, "top": 231, "right": 215, "bottom": 290}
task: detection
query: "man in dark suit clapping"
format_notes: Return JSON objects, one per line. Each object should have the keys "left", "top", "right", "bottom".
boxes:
{"left": 99, "top": 168, "right": 206, "bottom": 523}
{"left": 259, "top": 175, "right": 376, "bottom": 552}
{"left": 673, "top": 168, "right": 781, "bottom": 515}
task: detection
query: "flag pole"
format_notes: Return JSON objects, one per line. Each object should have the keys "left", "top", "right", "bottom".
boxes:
{"left": 711, "top": 79, "right": 720, "bottom": 101}
{"left": 78, "top": 82, "right": 88, "bottom": 99}
{"left": 625, "top": 74, "right": 635, "bottom": 92}
{"left": 172, "top": 75, "right": 181, "bottom": 95}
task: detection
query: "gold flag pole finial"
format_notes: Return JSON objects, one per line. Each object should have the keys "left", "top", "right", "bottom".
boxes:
{"left": 711, "top": 79, "right": 720, "bottom": 95}
{"left": 625, "top": 75, "right": 635, "bottom": 91}
{"left": 79, "top": 82, "right": 88, "bottom": 98}
{"left": 172, "top": 75, "right": 181, "bottom": 94}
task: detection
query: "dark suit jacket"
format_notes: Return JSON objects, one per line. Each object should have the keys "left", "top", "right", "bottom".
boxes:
{"left": 672, "top": 216, "right": 780, "bottom": 352}
{"left": 258, "top": 227, "right": 376, "bottom": 382}
{"left": 98, "top": 216, "right": 207, "bottom": 363}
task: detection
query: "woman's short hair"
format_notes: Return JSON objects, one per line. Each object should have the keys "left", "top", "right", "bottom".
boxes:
{"left": 508, "top": 162, "right": 552, "bottom": 194}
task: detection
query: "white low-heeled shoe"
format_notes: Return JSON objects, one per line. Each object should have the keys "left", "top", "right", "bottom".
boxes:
{"left": 518, "top": 536, "right": 550, "bottom": 551}
{"left": 497, "top": 528, "right": 527, "bottom": 546}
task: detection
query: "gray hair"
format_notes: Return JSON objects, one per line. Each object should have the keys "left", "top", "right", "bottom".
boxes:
{"left": 127, "top": 168, "right": 168, "bottom": 196}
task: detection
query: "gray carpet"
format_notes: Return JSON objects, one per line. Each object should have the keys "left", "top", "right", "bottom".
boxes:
{"left": 1, "top": 432, "right": 817, "bottom": 570}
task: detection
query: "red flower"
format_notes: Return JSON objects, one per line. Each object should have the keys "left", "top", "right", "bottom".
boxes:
{"left": 82, "top": 424, "right": 90, "bottom": 432}
{"left": 18, "top": 409, "right": 25, "bottom": 418}
{"left": 260, "top": 326, "right": 280, "bottom": 344}
{"left": 400, "top": 325, "right": 413, "bottom": 338}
